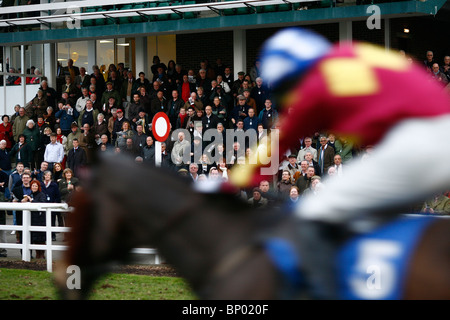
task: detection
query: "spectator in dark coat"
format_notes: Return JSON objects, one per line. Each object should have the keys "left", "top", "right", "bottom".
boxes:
{"left": 58, "top": 168, "right": 80, "bottom": 203}
{"left": 11, "top": 172, "right": 33, "bottom": 246}
{"left": 0, "top": 139, "right": 12, "bottom": 173}
{"left": 10, "top": 134, "right": 33, "bottom": 168}
{"left": 20, "top": 180, "right": 48, "bottom": 259}
{"left": 142, "top": 136, "right": 155, "bottom": 164}
{"left": 66, "top": 138, "right": 87, "bottom": 178}
{"left": 41, "top": 170, "right": 62, "bottom": 241}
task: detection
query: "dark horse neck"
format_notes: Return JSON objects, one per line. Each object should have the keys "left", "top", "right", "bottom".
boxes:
{"left": 61, "top": 154, "right": 280, "bottom": 299}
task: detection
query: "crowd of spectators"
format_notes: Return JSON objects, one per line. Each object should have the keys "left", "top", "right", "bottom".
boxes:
{"left": 1, "top": 49, "right": 449, "bottom": 258}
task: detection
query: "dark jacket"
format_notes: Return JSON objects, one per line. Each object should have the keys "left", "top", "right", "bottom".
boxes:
{"left": 29, "top": 191, "right": 48, "bottom": 244}
{"left": 295, "top": 175, "right": 312, "bottom": 195}
{"left": 128, "top": 101, "right": 145, "bottom": 123}
{"left": 150, "top": 97, "right": 168, "bottom": 116}
{"left": 11, "top": 182, "right": 32, "bottom": 227}
{"left": 55, "top": 108, "right": 80, "bottom": 132}
{"left": 142, "top": 144, "right": 155, "bottom": 164}
{"left": 41, "top": 180, "right": 61, "bottom": 203}
{"left": 167, "top": 98, "right": 185, "bottom": 125}
{"left": 22, "top": 126, "right": 41, "bottom": 152}
{"left": 10, "top": 142, "right": 33, "bottom": 168}
{"left": 66, "top": 147, "right": 87, "bottom": 178}
{"left": 243, "top": 116, "right": 259, "bottom": 132}
{"left": 317, "top": 145, "right": 335, "bottom": 175}
{"left": 0, "top": 148, "right": 11, "bottom": 171}
{"left": 59, "top": 177, "right": 80, "bottom": 203}
{"left": 202, "top": 114, "right": 220, "bottom": 130}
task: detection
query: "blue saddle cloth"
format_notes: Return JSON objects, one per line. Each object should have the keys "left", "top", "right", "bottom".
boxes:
{"left": 336, "top": 215, "right": 434, "bottom": 300}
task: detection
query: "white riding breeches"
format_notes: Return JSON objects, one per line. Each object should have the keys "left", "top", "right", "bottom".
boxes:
{"left": 295, "top": 114, "right": 450, "bottom": 226}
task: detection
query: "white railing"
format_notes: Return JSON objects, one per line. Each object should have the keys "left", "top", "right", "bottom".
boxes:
{"left": 0, "top": 202, "right": 160, "bottom": 272}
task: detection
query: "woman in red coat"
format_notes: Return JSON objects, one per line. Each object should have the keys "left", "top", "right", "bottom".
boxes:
{"left": 0, "top": 115, "right": 13, "bottom": 150}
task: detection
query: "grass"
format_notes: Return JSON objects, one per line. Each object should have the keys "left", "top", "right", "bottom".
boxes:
{"left": 0, "top": 268, "right": 197, "bottom": 300}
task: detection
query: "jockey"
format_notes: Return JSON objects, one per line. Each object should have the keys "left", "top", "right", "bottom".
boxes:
{"left": 229, "top": 27, "right": 450, "bottom": 299}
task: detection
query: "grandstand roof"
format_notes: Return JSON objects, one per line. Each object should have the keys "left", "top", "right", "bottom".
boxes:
{"left": 0, "top": 0, "right": 445, "bottom": 45}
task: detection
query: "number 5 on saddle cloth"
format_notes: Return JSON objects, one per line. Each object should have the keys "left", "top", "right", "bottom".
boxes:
{"left": 264, "top": 215, "right": 434, "bottom": 300}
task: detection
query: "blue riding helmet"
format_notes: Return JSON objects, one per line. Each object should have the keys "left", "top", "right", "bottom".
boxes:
{"left": 259, "top": 27, "right": 332, "bottom": 90}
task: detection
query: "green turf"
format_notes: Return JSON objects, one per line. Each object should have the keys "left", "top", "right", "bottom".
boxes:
{"left": 0, "top": 268, "right": 197, "bottom": 300}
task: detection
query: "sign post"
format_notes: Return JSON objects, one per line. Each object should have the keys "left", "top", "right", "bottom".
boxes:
{"left": 151, "top": 112, "right": 171, "bottom": 167}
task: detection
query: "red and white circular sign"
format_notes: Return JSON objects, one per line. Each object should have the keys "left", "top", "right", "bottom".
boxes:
{"left": 152, "top": 112, "right": 171, "bottom": 142}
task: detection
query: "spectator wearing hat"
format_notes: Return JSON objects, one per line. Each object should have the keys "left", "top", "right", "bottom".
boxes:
{"left": 107, "top": 108, "right": 118, "bottom": 141}
{"left": 99, "top": 96, "right": 117, "bottom": 121}
{"left": 66, "top": 122, "right": 83, "bottom": 152}
{"left": 177, "top": 168, "right": 189, "bottom": 178}
{"left": 248, "top": 187, "right": 268, "bottom": 209}
{"left": 231, "top": 94, "right": 250, "bottom": 128}
{"left": 283, "top": 154, "right": 301, "bottom": 183}
{"left": 232, "top": 71, "right": 245, "bottom": 99}
{"left": 101, "top": 82, "right": 121, "bottom": 109}
{"left": 237, "top": 79, "right": 252, "bottom": 99}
